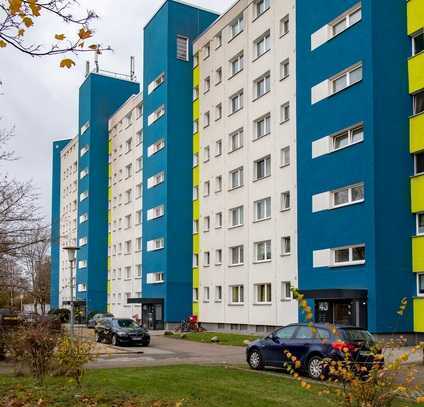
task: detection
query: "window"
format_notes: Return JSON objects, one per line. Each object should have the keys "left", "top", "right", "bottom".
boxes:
{"left": 332, "top": 183, "right": 364, "bottom": 207}
{"left": 136, "top": 157, "right": 142, "bottom": 172}
{"left": 254, "top": 114, "right": 271, "bottom": 139}
{"left": 331, "top": 64, "right": 363, "bottom": 94}
{"left": 254, "top": 155, "right": 271, "bottom": 180}
{"left": 229, "top": 206, "right": 244, "bottom": 227}
{"left": 256, "top": 283, "right": 271, "bottom": 303}
{"left": 418, "top": 274, "right": 424, "bottom": 296}
{"left": 204, "top": 181, "right": 210, "bottom": 197}
{"left": 193, "top": 254, "right": 199, "bottom": 268}
{"left": 280, "top": 14, "right": 289, "bottom": 36}
{"left": 254, "top": 0, "right": 270, "bottom": 18}
{"left": 281, "top": 236, "right": 291, "bottom": 256}
{"left": 125, "top": 189, "right": 132, "bottom": 204}
{"left": 147, "top": 72, "right": 165, "bottom": 95}
{"left": 147, "top": 105, "right": 165, "bottom": 126}
{"left": 80, "top": 145, "right": 89, "bottom": 157}
{"left": 176, "top": 35, "right": 189, "bottom": 61}
{"left": 193, "top": 219, "right": 199, "bottom": 234}
{"left": 79, "top": 213, "right": 88, "bottom": 224}
{"left": 254, "top": 31, "right": 271, "bottom": 59}
{"left": 415, "top": 152, "right": 424, "bottom": 175}
{"left": 193, "top": 186, "right": 199, "bottom": 200}
{"left": 193, "top": 85, "right": 199, "bottom": 101}
{"left": 229, "top": 128, "right": 243, "bottom": 152}
{"left": 136, "top": 264, "right": 142, "bottom": 278}
{"left": 229, "top": 14, "right": 244, "bottom": 39}
{"left": 193, "top": 119, "right": 199, "bottom": 134}
{"left": 193, "top": 288, "right": 199, "bottom": 302}
{"left": 230, "top": 53, "right": 244, "bottom": 76}
{"left": 147, "top": 238, "right": 165, "bottom": 251}
{"left": 414, "top": 90, "right": 424, "bottom": 115}
{"left": 204, "top": 76, "right": 211, "bottom": 93}
{"left": 135, "top": 210, "right": 142, "bottom": 225}
{"left": 230, "top": 285, "right": 244, "bottom": 303}
{"left": 331, "top": 5, "right": 362, "bottom": 38}
{"left": 204, "top": 252, "right": 210, "bottom": 267}
{"left": 124, "top": 240, "right": 132, "bottom": 254}
{"left": 193, "top": 53, "right": 199, "bottom": 68}
{"left": 79, "top": 236, "right": 88, "bottom": 246}
{"left": 280, "top": 102, "right": 290, "bottom": 123}
{"left": 215, "top": 175, "right": 222, "bottom": 192}
{"left": 281, "top": 282, "right": 291, "bottom": 300}
{"left": 229, "top": 167, "right": 244, "bottom": 189}
{"left": 215, "top": 286, "right": 223, "bottom": 301}
{"left": 215, "top": 249, "right": 223, "bottom": 265}
{"left": 203, "top": 287, "right": 210, "bottom": 301}
{"left": 78, "top": 260, "right": 87, "bottom": 269}
{"left": 147, "top": 205, "right": 165, "bottom": 220}
{"left": 413, "top": 32, "right": 424, "bottom": 56}
{"left": 203, "top": 42, "right": 210, "bottom": 59}
{"left": 215, "top": 32, "right": 222, "bottom": 49}
{"left": 215, "top": 139, "right": 222, "bottom": 156}
{"left": 79, "top": 191, "right": 88, "bottom": 201}
{"left": 417, "top": 213, "right": 424, "bottom": 235}
{"left": 204, "top": 144, "right": 210, "bottom": 162}
{"left": 204, "top": 216, "right": 210, "bottom": 232}
{"left": 193, "top": 153, "right": 199, "bottom": 168}
{"left": 125, "top": 266, "right": 131, "bottom": 279}
{"left": 204, "top": 111, "right": 210, "bottom": 128}
{"left": 80, "top": 168, "right": 89, "bottom": 179}
{"left": 254, "top": 72, "right": 271, "bottom": 99}
{"left": 281, "top": 191, "right": 291, "bottom": 211}
{"left": 230, "top": 245, "right": 244, "bottom": 266}
{"left": 332, "top": 125, "right": 364, "bottom": 151}
{"left": 147, "top": 171, "right": 165, "bottom": 189}
{"left": 135, "top": 238, "right": 141, "bottom": 252}
{"left": 332, "top": 245, "right": 365, "bottom": 266}
{"left": 254, "top": 197, "right": 271, "bottom": 221}
{"left": 280, "top": 146, "right": 290, "bottom": 167}
{"left": 230, "top": 90, "right": 243, "bottom": 114}
{"left": 215, "top": 104, "right": 222, "bottom": 121}
{"left": 125, "top": 214, "right": 132, "bottom": 229}
{"left": 125, "top": 163, "right": 132, "bottom": 178}
{"left": 254, "top": 240, "right": 272, "bottom": 262}
{"left": 215, "top": 212, "right": 223, "bottom": 228}
{"left": 136, "top": 130, "right": 143, "bottom": 145}
{"left": 147, "top": 138, "right": 165, "bottom": 157}
{"left": 280, "top": 58, "right": 289, "bottom": 80}
{"left": 215, "top": 67, "right": 222, "bottom": 85}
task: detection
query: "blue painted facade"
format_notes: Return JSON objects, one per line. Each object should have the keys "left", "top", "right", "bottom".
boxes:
{"left": 296, "top": 0, "right": 415, "bottom": 333}
{"left": 142, "top": 0, "right": 218, "bottom": 324}
{"left": 75, "top": 73, "right": 139, "bottom": 315}
{"left": 50, "top": 139, "right": 71, "bottom": 309}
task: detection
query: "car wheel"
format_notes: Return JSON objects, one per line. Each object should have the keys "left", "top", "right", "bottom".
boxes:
{"left": 111, "top": 334, "right": 119, "bottom": 346}
{"left": 307, "top": 355, "right": 324, "bottom": 380}
{"left": 95, "top": 332, "right": 101, "bottom": 343}
{"left": 141, "top": 338, "right": 150, "bottom": 347}
{"left": 248, "top": 349, "right": 264, "bottom": 370}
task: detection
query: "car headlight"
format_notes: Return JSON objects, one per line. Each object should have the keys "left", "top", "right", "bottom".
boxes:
{"left": 117, "top": 331, "right": 127, "bottom": 336}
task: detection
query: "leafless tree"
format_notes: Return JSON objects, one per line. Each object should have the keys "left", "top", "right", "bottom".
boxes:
{"left": 0, "top": 257, "right": 28, "bottom": 308}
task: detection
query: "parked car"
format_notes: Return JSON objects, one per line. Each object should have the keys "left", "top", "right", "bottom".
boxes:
{"left": 95, "top": 318, "right": 150, "bottom": 347}
{"left": 246, "top": 323, "right": 381, "bottom": 379}
{"left": 87, "top": 313, "right": 114, "bottom": 329}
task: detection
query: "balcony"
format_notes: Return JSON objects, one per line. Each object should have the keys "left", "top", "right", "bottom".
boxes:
{"left": 413, "top": 297, "right": 424, "bottom": 332}
{"left": 407, "top": 0, "right": 424, "bottom": 36}
{"left": 410, "top": 112, "right": 424, "bottom": 153}
{"left": 193, "top": 98, "right": 199, "bottom": 120}
{"left": 408, "top": 52, "right": 424, "bottom": 95}
{"left": 411, "top": 174, "right": 424, "bottom": 213}
{"left": 412, "top": 235, "right": 424, "bottom": 273}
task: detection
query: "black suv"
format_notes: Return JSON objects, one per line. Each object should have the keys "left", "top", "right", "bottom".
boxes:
{"left": 246, "top": 323, "right": 381, "bottom": 379}
{"left": 95, "top": 318, "right": 150, "bottom": 347}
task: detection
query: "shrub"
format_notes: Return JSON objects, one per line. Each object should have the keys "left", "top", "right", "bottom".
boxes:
{"left": 54, "top": 335, "right": 96, "bottom": 386}
{"left": 7, "top": 320, "right": 59, "bottom": 383}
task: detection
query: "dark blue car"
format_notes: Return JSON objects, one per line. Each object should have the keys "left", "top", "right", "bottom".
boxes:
{"left": 246, "top": 323, "right": 379, "bottom": 379}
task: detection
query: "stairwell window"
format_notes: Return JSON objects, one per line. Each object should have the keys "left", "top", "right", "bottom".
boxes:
{"left": 280, "top": 146, "right": 290, "bottom": 167}
{"left": 215, "top": 286, "right": 222, "bottom": 301}
{"left": 331, "top": 4, "right": 361, "bottom": 38}
{"left": 215, "top": 250, "right": 223, "bottom": 266}
{"left": 203, "top": 286, "right": 210, "bottom": 301}
{"left": 417, "top": 213, "right": 424, "bottom": 235}
{"left": 255, "top": 283, "right": 272, "bottom": 303}
{"left": 331, "top": 64, "right": 363, "bottom": 94}
{"left": 193, "top": 288, "right": 199, "bottom": 302}
{"left": 193, "top": 85, "right": 199, "bottom": 101}
{"left": 193, "top": 220, "right": 199, "bottom": 234}
{"left": 332, "top": 183, "right": 364, "bottom": 208}
{"left": 332, "top": 244, "right": 365, "bottom": 266}
{"left": 193, "top": 254, "right": 199, "bottom": 268}
{"left": 215, "top": 104, "right": 222, "bottom": 121}
{"left": 203, "top": 181, "right": 210, "bottom": 197}
{"left": 215, "top": 212, "right": 223, "bottom": 228}
{"left": 176, "top": 35, "right": 189, "bottom": 61}
{"left": 215, "top": 139, "right": 222, "bottom": 156}
{"left": 332, "top": 125, "right": 364, "bottom": 151}
{"left": 215, "top": 175, "right": 222, "bottom": 193}
{"left": 230, "top": 285, "right": 244, "bottom": 304}
{"left": 254, "top": 241, "right": 272, "bottom": 262}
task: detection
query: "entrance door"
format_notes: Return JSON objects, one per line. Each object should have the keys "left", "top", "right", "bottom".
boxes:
{"left": 141, "top": 304, "right": 164, "bottom": 330}
{"left": 315, "top": 300, "right": 355, "bottom": 326}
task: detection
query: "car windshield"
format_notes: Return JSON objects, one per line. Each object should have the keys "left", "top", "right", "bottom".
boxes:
{"left": 341, "top": 328, "right": 374, "bottom": 343}
{"left": 114, "top": 319, "right": 139, "bottom": 329}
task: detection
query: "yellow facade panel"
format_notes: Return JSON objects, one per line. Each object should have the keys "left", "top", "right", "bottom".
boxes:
{"left": 411, "top": 174, "right": 424, "bottom": 213}
{"left": 193, "top": 99, "right": 199, "bottom": 120}
{"left": 193, "top": 200, "right": 199, "bottom": 220}
{"left": 193, "top": 132, "right": 199, "bottom": 153}
{"left": 410, "top": 112, "right": 424, "bottom": 153}
{"left": 193, "top": 234, "right": 199, "bottom": 254}
{"left": 408, "top": 52, "right": 424, "bottom": 95}
{"left": 193, "top": 166, "right": 199, "bottom": 186}
{"left": 107, "top": 256, "right": 111, "bottom": 271}
{"left": 412, "top": 235, "right": 424, "bottom": 272}
{"left": 193, "top": 66, "right": 199, "bottom": 87}
{"left": 108, "top": 187, "right": 112, "bottom": 201}
{"left": 108, "top": 139, "right": 112, "bottom": 155}
{"left": 407, "top": 0, "right": 424, "bottom": 36}
{"left": 192, "top": 302, "right": 199, "bottom": 316}
{"left": 193, "top": 268, "right": 199, "bottom": 288}
{"left": 413, "top": 298, "right": 424, "bottom": 332}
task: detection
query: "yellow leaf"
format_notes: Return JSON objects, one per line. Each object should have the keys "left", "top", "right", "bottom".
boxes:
{"left": 78, "top": 28, "right": 92, "bottom": 40}
{"left": 60, "top": 58, "right": 76, "bottom": 69}
{"left": 0, "top": 40, "right": 7, "bottom": 48}
{"left": 55, "top": 34, "right": 65, "bottom": 41}
{"left": 18, "top": 29, "right": 25, "bottom": 37}
{"left": 28, "top": 0, "right": 41, "bottom": 16}
{"left": 89, "top": 44, "right": 98, "bottom": 50}
{"left": 8, "top": 0, "right": 22, "bottom": 15}
{"left": 22, "top": 17, "right": 33, "bottom": 27}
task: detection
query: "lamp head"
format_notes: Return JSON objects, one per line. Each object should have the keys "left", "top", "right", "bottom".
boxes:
{"left": 63, "top": 246, "right": 80, "bottom": 262}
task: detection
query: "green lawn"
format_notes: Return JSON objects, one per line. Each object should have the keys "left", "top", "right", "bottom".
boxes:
{"left": 0, "top": 365, "right": 417, "bottom": 407}
{"left": 167, "top": 331, "right": 261, "bottom": 346}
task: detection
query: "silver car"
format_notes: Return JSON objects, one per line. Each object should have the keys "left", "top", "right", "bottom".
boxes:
{"left": 87, "top": 313, "right": 114, "bottom": 329}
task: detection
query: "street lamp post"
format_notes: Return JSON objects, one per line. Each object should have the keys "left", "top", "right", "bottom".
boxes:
{"left": 63, "top": 246, "right": 79, "bottom": 337}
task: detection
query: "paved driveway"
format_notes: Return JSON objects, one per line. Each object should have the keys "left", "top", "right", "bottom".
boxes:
{"left": 89, "top": 335, "right": 246, "bottom": 369}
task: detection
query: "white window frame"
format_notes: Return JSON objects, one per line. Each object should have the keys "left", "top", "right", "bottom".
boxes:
{"left": 229, "top": 285, "right": 244, "bottom": 304}
{"left": 230, "top": 52, "right": 244, "bottom": 76}
{"left": 147, "top": 238, "right": 165, "bottom": 252}
{"left": 280, "top": 102, "right": 290, "bottom": 123}
{"left": 280, "top": 14, "right": 289, "bottom": 37}
{"left": 230, "top": 245, "right": 244, "bottom": 266}
{"left": 255, "top": 283, "right": 272, "bottom": 303}
{"left": 331, "top": 244, "right": 365, "bottom": 267}
{"left": 254, "top": 155, "right": 271, "bottom": 180}
{"left": 215, "top": 249, "right": 223, "bottom": 265}
{"left": 204, "top": 252, "right": 210, "bottom": 267}
{"left": 330, "top": 64, "right": 363, "bottom": 95}
{"left": 203, "top": 286, "right": 210, "bottom": 301}
{"left": 417, "top": 273, "right": 424, "bottom": 297}
{"left": 176, "top": 35, "right": 189, "bottom": 61}
{"left": 254, "top": 197, "right": 271, "bottom": 222}
{"left": 254, "top": 114, "right": 271, "bottom": 139}
{"left": 147, "top": 105, "right": 165, "bottom": 126}
{"left": 215, "top": 285, "right": 223, "bottom": 302}
{"left": 254, "top": 0, "right": 270, "bottom": 19}
{"left": 203, "top": 76, "right": 211, "bottom": 94}
{"left": 254, "top": 240, "right": 272, "bottom": 263}
{"left": 281, "top": 236, "right": 291, "bottom": 256}
{"left": 147, "top": 138, "right": 165, "bottom": 157}
{"left": 229, "top": 14, "right": 244, "bottom": 40}
{"left": 230, "top": 90, "right": 244, "bottom": 114}
{"left": 203, "top": 215, "right": 210, "bottom": 232}
{"left": 215, "top": 212, "right": 223, "bottom": 228}
{"left": 229, "top": 206, "right": 244, "bottom": 228}
{"left": 330, "top": 4, "right": 362, "bottom": 38}
{"left": 254, "top": 31, "right": 271, "bottom": 59}
{"left": 281, "top": 191, "right": 291, "bottom": 211}
{"left": 280, "top": 146, "right": 290, "bottom": 167}
{"left": 148, "top": 72, "right": 165, "bottom": 95}
{"left": 280, "top": 58, "right": 289, "bottom": 80}
{"left": 229, "top": 167, "right": 244, "bottom": 190}
{"left": 229, "top": 128, "right": 243, "bottom": 152}
{"left": 331, "top": 183, "right": 364, "bottom": 208}
{"left": 331, "top": 124, "right": 364, "bottom": 152}
{"left": 417, "top": 213, "right": 424, "bottom": 236}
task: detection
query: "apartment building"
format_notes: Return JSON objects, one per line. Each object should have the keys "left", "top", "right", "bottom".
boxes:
{"left": 107, "top": 93, "right": 144, "bottom": 319}
{"left": 193, "top": 0, "right": 298, "bottom": 332}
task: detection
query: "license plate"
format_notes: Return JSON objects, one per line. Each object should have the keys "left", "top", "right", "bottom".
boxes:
{"left": 131, "top": 336, "right": 142, "bottom": 341}
{"left": 360, "top": 351, "right": 372, "bottom": 356}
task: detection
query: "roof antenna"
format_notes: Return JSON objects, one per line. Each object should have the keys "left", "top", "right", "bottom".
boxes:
{"left": 130, "top": 56, "right": 135, "bottom": 81}
{"left": 85, "top": 61, "right": 90, "bottom": 77}
{"left": 94, "top": 47, "right": 100, "bottom": 73}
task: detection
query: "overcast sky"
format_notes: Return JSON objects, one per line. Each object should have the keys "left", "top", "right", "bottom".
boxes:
{"left": 0, "top": 0, "right": 230, "bottom": 220}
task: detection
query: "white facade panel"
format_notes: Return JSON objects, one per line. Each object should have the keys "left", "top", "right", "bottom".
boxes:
{"left": 312, "top": 136, "right": 330, "bottom": 158}
{"left": 312, "top": 191, "right": 331, "bottom": 213}
{"left": 311, "top": 25, "right": 329, "bottom": 51}
{"left": 313, "top": 249, "right": 331, "bottom": 268}
{"left": 311, "top": 79, "right": 330, "bottom": 105}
